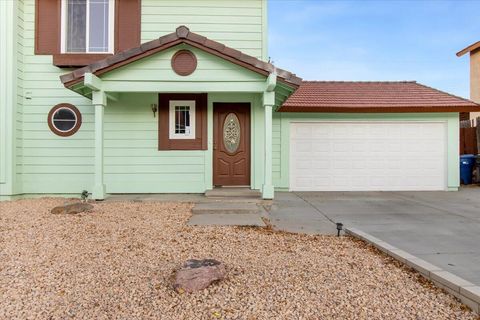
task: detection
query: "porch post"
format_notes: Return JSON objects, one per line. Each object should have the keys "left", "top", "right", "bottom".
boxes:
{"left": 262, "top": 100, "right": 274, "bottom": 199}
{"left": 262, "top": 72, "right": 277, "bottom": 199}
{"left": 92, "top": 91, "right": 107, "bottom": 200}
{"left": 262, "top": 73, "right": 276, "bottom": 199}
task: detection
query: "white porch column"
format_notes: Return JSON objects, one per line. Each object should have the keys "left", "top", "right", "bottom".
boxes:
{"left": 262, "top": 73, "right": 277, "bottom": 199}
{"left": 92, "top": 91, "right": 106, "bottom": 200}
{"left": 262, "top": 99, "right": 274, "bottom": 199}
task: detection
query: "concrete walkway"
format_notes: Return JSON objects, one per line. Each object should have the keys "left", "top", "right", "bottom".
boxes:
{"left": 270, "top": 189, "right": 480, "bottom": 286}
{"left": 267, "top": 192, "right": 337, "bottom": 235}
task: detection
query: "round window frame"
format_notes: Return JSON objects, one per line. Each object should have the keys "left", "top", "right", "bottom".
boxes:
{"left": 171, "top": 50, "right": 197, "bottom": 76}
{"left": 47, "top": 103, "right": 82, "bottom": 137}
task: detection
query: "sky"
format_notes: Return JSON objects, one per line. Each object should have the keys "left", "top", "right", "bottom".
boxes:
{"left": 268, "top": 0, "right": 480, "bottom": 99}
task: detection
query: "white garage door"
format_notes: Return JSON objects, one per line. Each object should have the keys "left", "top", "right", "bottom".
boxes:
{"left": 290, "top": 122, "right": 447, "bottom": 191}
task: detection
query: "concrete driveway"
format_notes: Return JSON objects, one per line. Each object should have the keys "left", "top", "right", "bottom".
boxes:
{"left": 269, "top": 189, "right": 480, "bottom": 286}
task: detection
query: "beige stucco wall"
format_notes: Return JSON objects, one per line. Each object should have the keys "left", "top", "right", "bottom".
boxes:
{"left": 470, "top": 49, "right": 480, "bottom": 120}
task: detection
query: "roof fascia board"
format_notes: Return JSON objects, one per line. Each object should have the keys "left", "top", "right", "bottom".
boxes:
{"left": 457, "top": 41, "right": 480, "bottom": 57}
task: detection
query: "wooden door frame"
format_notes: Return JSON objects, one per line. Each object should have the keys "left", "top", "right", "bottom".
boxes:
{"left": 212, "top": 102, "right": 251, "bottom": 186}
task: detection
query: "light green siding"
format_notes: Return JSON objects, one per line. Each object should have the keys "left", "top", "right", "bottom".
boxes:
{"left": 273, "top": 112, "right": 460, "bottom": 191}
{"left": 141, "top": 0, "right": 267, "bottom": 60}
{"left": 101, "top": 45, "right": 266, "bottom": 83}
{"left": 0, "top": 0, "right": 23, "bottom": 197}
{"left": 103, "top": 93, "right": 206, "bottom": 193}
{"left": 15, "top": 0, "right": 25, "bottom": 194}
{"left": 100, "top": 92, "right": 263, "bottom": 194}
{"left": 9, "top": 0, "right": 94, "bottom": 195}
{"left": 2, "top": 0, "right": 267, "bottom": 197}
{"left": 272, "top": 112, "right": 282, "bottom": 181}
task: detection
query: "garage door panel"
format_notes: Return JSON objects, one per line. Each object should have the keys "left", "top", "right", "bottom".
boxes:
{"left": 290, "top": 122, "right": 446, "bottom": 191}
{"left": 312, "top": 141, "right": 330, "bottom": 152}
{"left": 293, "top": 140, "right": 312, "bottom": 152}
{"left": 293, "top": 126, "right": 313, "bottom": 139}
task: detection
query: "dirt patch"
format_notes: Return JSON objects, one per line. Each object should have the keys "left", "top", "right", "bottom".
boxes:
{"left": 0, "top": 198, "right": 477, "bottom": 319}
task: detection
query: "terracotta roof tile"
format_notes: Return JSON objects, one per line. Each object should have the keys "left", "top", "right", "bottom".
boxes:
{"left": 60, "top": 26, "right": 302, "bottom": 88}
{"left": 279, "top": 81, "right": 480, "bottom": 113}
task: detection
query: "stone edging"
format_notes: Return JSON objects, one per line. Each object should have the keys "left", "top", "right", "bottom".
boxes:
{"left": 346, "top": 228, "right": 480, "bottom": 314}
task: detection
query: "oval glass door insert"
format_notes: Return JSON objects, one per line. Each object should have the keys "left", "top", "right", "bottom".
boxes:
{"left": 223, "top": 113, "right": 241, "bottom": 153}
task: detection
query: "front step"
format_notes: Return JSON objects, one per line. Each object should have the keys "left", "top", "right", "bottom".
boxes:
{"left": 189, "top": 201, "right": 266, "bottom": 227}
{"left": 205, "top": 187, "right": 261, "bottom": 199}
{"left": 192, "top": 202, "right": 259, "bottom": 215}
{"left": 187, "top": 213, "right": 266, "bottom": 227}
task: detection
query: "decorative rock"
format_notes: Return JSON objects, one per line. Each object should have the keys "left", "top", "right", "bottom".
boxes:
{"left": 51, "top": 202, "right": 94, "bottom": 215}
{"left": 174, "top": 259, "right": 226, "bottom": 293}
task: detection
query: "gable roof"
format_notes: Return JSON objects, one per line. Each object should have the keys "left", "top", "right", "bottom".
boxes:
{"left": 457, "top": 41, "right": 480, "bottom": 57}
{"left": 60, "top": 26, "right": 302, "bottom": 88}
{"left": 278, "top": 81, "right": 480, "bottom": 113}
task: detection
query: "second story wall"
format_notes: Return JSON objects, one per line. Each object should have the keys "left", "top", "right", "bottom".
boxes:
{"left": 141, "top": 0, "right": 267, "bottom": 60}
{"left": 10, "top": 0, "right": 268, "bottom": 195}
{"left": 471, "top": 50, "right": 480, "bottom": 103}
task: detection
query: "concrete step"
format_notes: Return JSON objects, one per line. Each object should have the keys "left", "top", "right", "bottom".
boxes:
{"left": 192, "top": 202, "right": 259, "bottom": 215}
{"left": 187, "top": 213, "right": 266, "bottom": 227}
{"left": 205, "top": 188, "right": 261, "bottom": 199}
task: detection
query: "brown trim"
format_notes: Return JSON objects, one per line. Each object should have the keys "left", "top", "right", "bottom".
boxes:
{"left": 53, "top": 54, "right": 113, "bottom": 67}
{"left": 60, "top": 26, "right": 302, "bottom": 88}
{"left": 62, "top": 39, "right": 185, "bottom": 87}
{"left": 457, "top": 41, "right": 480, "bottom": 57}
{"left": 171, "top": 50, "right": 197, "bottom": 76}
{"left": 182, "top": 40, "right": 270, "bottom": 78}
{"left": 35, "top": 0, "right": 61, "bottom": 55}
{"left": 47, "top": 103, "right": 82, "bottom": 137}
{"left": 63, "top": 38, "right": 272, "bottom": 88}
{"left": 115, "top": 0, "right": 141, "bottom": 52}
{"left": 35, "top": 0, "right": 141, "bottom": 66}
{"left": 158, "top": 93, "right": 208, "bottom": 150}
{"left": 278, "top": 106, "right": 480, "bottom": 113}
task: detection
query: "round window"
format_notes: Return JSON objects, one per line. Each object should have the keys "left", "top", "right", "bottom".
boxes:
{"left": 47, "top": 103, "right": 82, "bottom": 137}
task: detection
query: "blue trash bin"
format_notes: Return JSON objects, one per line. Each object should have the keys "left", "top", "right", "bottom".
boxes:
{"left": 460, "top": 154, "right": 476, "bottom": 185}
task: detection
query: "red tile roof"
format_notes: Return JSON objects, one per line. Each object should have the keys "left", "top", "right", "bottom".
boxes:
{"left": 278, "top": 81, "right": 480, "bottom": 113}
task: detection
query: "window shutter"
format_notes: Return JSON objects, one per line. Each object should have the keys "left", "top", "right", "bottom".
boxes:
{"left": 115, "top": 0, "right": 141, "bottom": 52}
{"left": 35, "top": 0, "right": 61, "bottom": 55}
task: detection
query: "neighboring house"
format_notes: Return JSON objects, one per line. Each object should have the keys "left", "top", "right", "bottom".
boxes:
{"left": 1, "top": 0, "right": 479, "bottom": 201}
{"left": 457, "top": 41, "right": 480, "bottom": 120}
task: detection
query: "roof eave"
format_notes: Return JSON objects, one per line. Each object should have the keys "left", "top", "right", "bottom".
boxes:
{"left": 456, "top": 41, "right": 480, "bottom": 57}
{"left": 278, "top": 105, "right": 480, "bottom": 113}
{"left": 60, "top": 26, "right": 302, "bottom": 90}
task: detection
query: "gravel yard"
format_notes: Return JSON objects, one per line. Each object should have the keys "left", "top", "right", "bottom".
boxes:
{"left": 0, "top": 198, "right": 477, "bottom": 320}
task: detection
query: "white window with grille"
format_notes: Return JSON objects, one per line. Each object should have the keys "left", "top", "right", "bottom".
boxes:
{"left": 169, "top": 101, "right": 196, "bottom": 139}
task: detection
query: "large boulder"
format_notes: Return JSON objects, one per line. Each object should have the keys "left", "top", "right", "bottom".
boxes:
{"left": 51, "top": 202, "right": 94, "bottom": 215}
{"left": 174, "top": 259, "right": 226, "bottom": 293}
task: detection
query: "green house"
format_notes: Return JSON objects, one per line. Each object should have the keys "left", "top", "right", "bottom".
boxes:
{"left": 1, "top": 0, "right": 479, "bottom": 201}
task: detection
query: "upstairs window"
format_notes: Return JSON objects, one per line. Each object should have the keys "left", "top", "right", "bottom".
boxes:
{"left": 61, "top": 0, "right": 114, "bottom": 53}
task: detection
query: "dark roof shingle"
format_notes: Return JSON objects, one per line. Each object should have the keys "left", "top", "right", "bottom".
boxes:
{"left": 279, "top": 81, "right": 480, "bottom": 113}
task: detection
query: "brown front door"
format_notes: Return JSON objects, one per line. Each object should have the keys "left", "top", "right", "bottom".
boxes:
{"left": 213, "top": 103, "right": 251, "bottom": 186}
